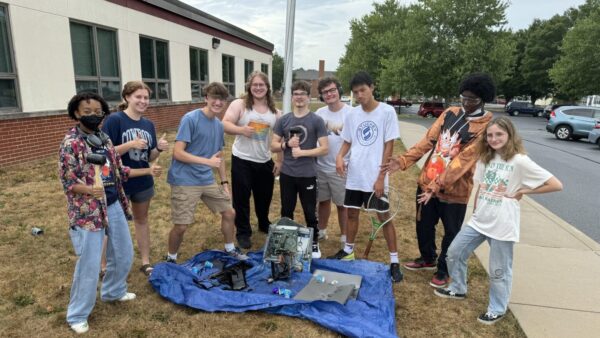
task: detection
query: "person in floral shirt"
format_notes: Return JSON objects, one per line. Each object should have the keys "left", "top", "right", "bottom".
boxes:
{"left": 58, "top": 92, "right": 158, "bottom": 334}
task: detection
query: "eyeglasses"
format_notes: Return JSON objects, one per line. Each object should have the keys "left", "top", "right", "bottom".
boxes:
{"left": 251, "top": 83, "right": 266, "bottom": 88}
{"left": 460, "top": 94, "right": 481, "bottom": 104}
{"left": 321, "top": 87, "right": 338, "bottom": 96}
{"left": 292, "top": 91, "right": 308, "bottom": 97}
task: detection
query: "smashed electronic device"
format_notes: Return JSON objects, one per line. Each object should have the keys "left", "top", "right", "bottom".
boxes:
{"left": 294, "top": 269, "right": 363, "bottom": 305}
{"left": 263, "top": 217, "right": 313, "bottom": 281}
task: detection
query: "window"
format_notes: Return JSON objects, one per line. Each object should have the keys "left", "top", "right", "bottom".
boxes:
{"left": 0, "top": 6, "right": 18, "bottom": 110}
{"left": 244, "top": 59, "right": 254, "bottom": 80}
{"left": 189, "top": 47, "right": 208, "bottom": 101}
{"left": 261, "top": 63, "right": 268, "bottom": 75}
{"left": 565, "top": 108, "right": 593, "bottom": 118}
{"left": 70, "top": 21, "right": 120, "bottom": 102}
{"left": 140, "top": 36, "right": 170, "bottom": 102}
{"left": 222, "top": 54, "right": 235, "bottom": 97}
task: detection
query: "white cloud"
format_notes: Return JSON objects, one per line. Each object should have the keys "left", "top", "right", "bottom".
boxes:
{"left": 180, "top": 0, "right": 587, "bottom": 70}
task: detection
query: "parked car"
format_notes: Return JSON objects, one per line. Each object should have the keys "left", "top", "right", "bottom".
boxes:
{"left": 505, "top": 101, "right": 544, "bottom": 117}
{"left": 543, "top": 103, "right": 577, "bottom": 120}
{"left": 546, "top": 106, "right": 600, "bottom": 140}
{"left": 587, "top": 121, "right": 600, "bottom": 147}
{"left": 385, "top": 98, "right": 412, "bottom": 107}
{"left": 417, "top": 102, "right": 447, "bottom": 118}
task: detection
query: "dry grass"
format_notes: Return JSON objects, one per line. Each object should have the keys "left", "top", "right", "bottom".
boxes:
{"left": 0, "top": 129, "right": 526, "bottom": 338}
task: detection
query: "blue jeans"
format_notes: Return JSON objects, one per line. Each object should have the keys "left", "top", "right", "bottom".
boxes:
{"left": 446, "top": 225, "right": 514, "bottom": 315}
{"left": 66, "top": 202, "right": 134, "bottom": 325}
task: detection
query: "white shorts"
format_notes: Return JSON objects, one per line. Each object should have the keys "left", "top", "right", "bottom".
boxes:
{"left": 317, "top": 169, "right": 346, "bottom": 206}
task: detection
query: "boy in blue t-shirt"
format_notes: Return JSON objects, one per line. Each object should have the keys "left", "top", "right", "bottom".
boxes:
{"left": 165, "top": 82, "right": 247, "bottom": 262}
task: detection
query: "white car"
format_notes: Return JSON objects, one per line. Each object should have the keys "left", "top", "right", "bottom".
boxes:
{"left": 340, "top": 96, "right": 351, "bottom": 104}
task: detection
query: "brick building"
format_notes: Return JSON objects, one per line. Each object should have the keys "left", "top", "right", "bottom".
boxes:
{"left": 0, "top": 0, "right": 274, "bottom": 167}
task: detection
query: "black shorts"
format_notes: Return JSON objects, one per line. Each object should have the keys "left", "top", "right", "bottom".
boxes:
{"left": 343, "top": 189, "right": 389, "bottom": 212}
{"left": 127, "top": 186, "right": 155, "bottom": 203}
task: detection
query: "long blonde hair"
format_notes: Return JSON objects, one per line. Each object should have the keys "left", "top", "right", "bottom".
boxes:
{"left": 477, "top": 116, "right": 526, "bottom": 164}
{"left": 243, "top": 71, "right": 276, "bottom": 113}
{"left": 117, "top": 81, "right": 152, "bottom": 111}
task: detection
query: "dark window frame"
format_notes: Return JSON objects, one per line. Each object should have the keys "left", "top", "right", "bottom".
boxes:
{"left": 261, "top": 63, "right": 268, "bottom": 75}
{"left": 244, "top": 59, "right": 254, "bottom": 80}
{"left": 140, "top": 35, "right": 171, "bottom": 102}
{"left": 69, "top": 19, "right": 121, "bottom": 103}
{"left": 222, "top": 54, "right": 235, "bottom": 97}
{"left": 0, "top": 4, "right": 20, "bottom": 111}
{"left": 189, "top": 46, "right": 208, "bottom": 102}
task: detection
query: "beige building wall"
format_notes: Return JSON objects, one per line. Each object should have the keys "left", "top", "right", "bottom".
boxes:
{"left": 4, "top": 0, "right": 272, "bottom": 112}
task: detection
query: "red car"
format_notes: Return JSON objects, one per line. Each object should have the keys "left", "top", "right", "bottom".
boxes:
{"left": 417, "top": 102, "right": 447, "bottom": 118}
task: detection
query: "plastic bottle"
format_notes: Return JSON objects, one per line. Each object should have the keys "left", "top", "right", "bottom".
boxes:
{"left": 272, "top": 287, "right": 293, "bottom": 298}
{"left": 204, "top": 261, "right": 213, "bottom": 269}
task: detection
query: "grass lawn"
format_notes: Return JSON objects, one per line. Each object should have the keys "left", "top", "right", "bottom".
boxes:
{"left": 0, "top": 123, "right": 526, "bottom": 337}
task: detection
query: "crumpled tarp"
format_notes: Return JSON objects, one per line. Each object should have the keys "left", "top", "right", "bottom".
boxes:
{"left": 149, "top": 250, "right": 398, "bottom": 338}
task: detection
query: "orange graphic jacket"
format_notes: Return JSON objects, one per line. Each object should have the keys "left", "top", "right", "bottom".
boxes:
{"left": 399, "top": 106, "right": 492, "bottom": 204}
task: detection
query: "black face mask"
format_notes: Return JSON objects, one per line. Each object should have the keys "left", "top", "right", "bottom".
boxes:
{"left": 79, "top": 115, "right": 104, "bottom": 131}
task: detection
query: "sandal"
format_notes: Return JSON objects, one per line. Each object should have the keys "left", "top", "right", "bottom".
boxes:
{"left": 99, "top": 269, "right": 106, "bottom": 279}
{"left": 140, "top": 264, "right": 154, "bottom": 277}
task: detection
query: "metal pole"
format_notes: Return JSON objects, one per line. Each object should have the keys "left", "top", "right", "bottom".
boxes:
{"left": 282, "top": 0, "right": 296, "bottom": 114}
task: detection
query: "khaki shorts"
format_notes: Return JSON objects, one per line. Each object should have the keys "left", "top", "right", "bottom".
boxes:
{"left": 317, "top": 169, "right": 346, "bottom": 206}
{"left": 170, "top": 184, "right": 232, "bottom": 225}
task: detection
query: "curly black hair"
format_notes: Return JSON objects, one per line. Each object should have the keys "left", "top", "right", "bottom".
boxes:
{"left": 67, "top": 92, "right": 110, "bottom": 120}
{"left": 349, "top": 71, "right": 374, "bottom": 90}
{"left": 458, "top": 73, "right": 496, "bottom": 103}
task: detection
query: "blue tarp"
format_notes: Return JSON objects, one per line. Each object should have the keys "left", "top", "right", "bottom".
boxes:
{"left": 149, "top": 250, "right": 398, "bottom": 338}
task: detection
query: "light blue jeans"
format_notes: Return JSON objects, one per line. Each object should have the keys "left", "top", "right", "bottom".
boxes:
{"left": 446, "top": 225, "right": 514, "bottom": 315}
{"left": 66, "top": 202, "right": 134, "bottom": 325}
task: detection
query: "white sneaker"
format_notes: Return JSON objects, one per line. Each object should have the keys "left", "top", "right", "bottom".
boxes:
{"left": 70, "top": 321, "right": 89, "bottom": 334}
{"left": 317, "top": 229, "right": 328, "bottom": 241}
{"left": 311, "top": 242, "right": 321, "bottom": 259}
{"left": 118, "top": 292, "right": 136, "bottom": 302}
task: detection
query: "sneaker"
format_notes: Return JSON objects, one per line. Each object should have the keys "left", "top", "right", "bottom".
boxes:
{"left": 390, "top": 263, "right": 403, "bottom": 283}
{"left": 429, "top": 272, "right": 449, "bottom": 288}
{"left": 312, "top": 242, "right": 322, "bottom": 259}
{"left": 434, "top": 288, "right": 466, "bottom": 300}
{"left": 118, "top": 292, "right": 136, "bottom": 302}
{"left": 403, "top": 257, "right": 436, "bottom": 271}
{"left": 164, "top": 255, "right": 177, "bottom": 264}
{"left": 237, "top": 236, "right": 252, "bottom": 249}
{"left": 478, "top": 312, "right": 505, "bottom": 325}
{"left": 327, "top": 249, "right": 355, "bottom": 261}
{"left": 70, "top": 321, "right": 89, "bottom": 334}
{"left": 317, "top": 229, "right": 328, "bottom": 241}
{"left": 226, "top": 247, "right": 249, "bottom": 260}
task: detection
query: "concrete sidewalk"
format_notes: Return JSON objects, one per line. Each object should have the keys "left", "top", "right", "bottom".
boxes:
{"left": 398, "top": 119, "right": 600, "bottom": 338}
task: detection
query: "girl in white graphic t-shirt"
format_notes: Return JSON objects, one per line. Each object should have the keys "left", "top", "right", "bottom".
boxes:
{"left": 433, "top": 117, "right": 562, "bottom": 325}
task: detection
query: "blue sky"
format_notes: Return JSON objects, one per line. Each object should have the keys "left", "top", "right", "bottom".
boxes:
{"left": 180, "top": 0, "right": 587, "bottom": 70}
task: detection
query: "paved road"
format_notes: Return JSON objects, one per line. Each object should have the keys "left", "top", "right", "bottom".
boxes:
{"left": 395, "top": 104, "right": 600, "bottom": 243}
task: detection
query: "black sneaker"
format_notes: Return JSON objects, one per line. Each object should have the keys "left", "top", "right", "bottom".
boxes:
{"left": 478, "top": 312, "right": 504, "bottom": 325}
{"left": 311, "top": 242, "right": 321, "bottom": 259}
{"left": 237, "top": 236, "right": 252, "bottom": 249}
{"left": 434, "top": 288, "right": 466, "bottom": 300}
{"left": 164, "top": 255, "right": 177, "bottom": 264}
{"left": 327, "top": 249, "right": 355, "bottom": 260}
{"left": 390, "top": 263, "right": 403, "bottom": 283}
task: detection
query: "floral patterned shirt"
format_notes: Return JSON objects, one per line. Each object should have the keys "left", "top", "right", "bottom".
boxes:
{"left": 58, "top": 126, "right": 132, "bottom": 231}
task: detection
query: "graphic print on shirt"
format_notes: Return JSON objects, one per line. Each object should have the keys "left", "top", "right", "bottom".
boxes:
{"left": 247, "top": 119, "right": 270, "bottom": 141}
{"left": 92, "top": 147, "right": 115, "bottom": 188}
{"left": 288, "top": 125, "right": 308, "bottom": 146}
{"left": 478, "top": 162, "right": 513, "bottom": 206}
{"left": 122, "top": 128, "right": 152, "bottom": 162}
{"left": 356, "top": 120, "right": 378, "bottom": 146}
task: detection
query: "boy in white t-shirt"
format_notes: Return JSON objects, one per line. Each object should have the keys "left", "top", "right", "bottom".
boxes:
{"left": 315, "top": 77, "right": 351, "bottom": 245}
{"left": 328, "top": 71, "right": 403, "bottom": 283}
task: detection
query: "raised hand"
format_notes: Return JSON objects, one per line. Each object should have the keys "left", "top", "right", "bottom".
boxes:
{"left": 156, "top": 133, "right": 168, "bottom": 152}
{"left": 206, "top": 151, "right": 223, "bottom": 168}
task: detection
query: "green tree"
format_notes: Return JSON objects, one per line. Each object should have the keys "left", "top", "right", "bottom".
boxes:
{"left": 379, "top": 0, "right": 514, "bottom": 100}
{"left": 520, "top": 15, "right": 572, "bottom": 103}
{"left": 550, "top": 9, "right": 600, "bottom": 99}
{"left": 272, "top": 52, "right": 284, "bottom": 92}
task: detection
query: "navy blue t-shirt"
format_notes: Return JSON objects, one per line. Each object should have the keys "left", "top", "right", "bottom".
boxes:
{"left": 102, "top": 111, "right": 157, "bottom": 195}
{"left": 91, "top": 146, "right": 118, "bottom": 206}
